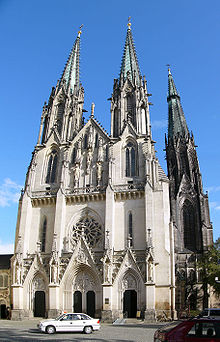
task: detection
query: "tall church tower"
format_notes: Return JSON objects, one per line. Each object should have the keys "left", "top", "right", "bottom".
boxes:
{"left": 11, "top": 23, "right": 174, "bottom": 322}
{"left": 165, "top": 68, "right": 213, "bottom": 313}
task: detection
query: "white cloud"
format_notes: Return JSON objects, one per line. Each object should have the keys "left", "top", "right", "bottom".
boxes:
{"left": 151, "top": 119, "right": 167, "bottom": 130}
{"left": 0, "top": 240, "right": 14, "bottom": 254}
{"left": 205, "top": 186, "right": 220, "bottom": 193}
{"left": 0, "top": 178, "right": 22, "bottom": 207}
{"left": 209, "top": 202, "right": 220, "bottom": 211}
{"left": 209, "top": 201, "right": 218, "bottom": 208}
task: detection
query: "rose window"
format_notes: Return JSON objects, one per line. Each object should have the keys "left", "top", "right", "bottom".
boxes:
{"left": 72, "top": 216, "right": 103, "bottom": 248}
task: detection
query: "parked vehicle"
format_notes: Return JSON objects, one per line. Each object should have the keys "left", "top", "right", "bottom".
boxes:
{"left": 199, "top": 308, "right": 220, "bottom": 318}
{"left": 154, "top": 318, "right": 220, "bottom": 341}
{"left": 38, "top": 313, "right": 100, "bottom": 334}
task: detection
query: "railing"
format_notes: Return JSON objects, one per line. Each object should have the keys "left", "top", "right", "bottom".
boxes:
{"left": 113, "top": 183, "right": 145, "bottom": 192}
{"left": 65, "top": 185, "right": 106, "bottom": 195}
{"left": 31, "top": 189, "right": 58, "bottom": 198}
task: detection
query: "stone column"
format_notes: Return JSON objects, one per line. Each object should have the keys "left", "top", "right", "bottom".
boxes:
{"left": 102, "top": 284, "right": 113, "bottom": 322}
{"left": 48, "top": 284, "right": 60, "bottom": 318}
{"left": 11, "top": 285, "right": 24, "bottom": 320}
{"left": 145, "top": 283, "right": 155, "bottom": 321}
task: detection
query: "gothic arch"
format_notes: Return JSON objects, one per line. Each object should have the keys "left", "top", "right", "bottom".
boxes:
{"left": 39, "top": 217, "right": 47, "bottom": 252}
{"left": 117, "top": 268, "right": 144, "bottom": 314}
{"left": 123, "top": 138, "right": 138, "bottom": 178}
{"left": 44, "top": 145, "right": 59, "bottom": 184}
{"left": 126, "top": 211, "right": 133, "bottom": 247}
{"left": 61, "top": 262, "right": 102, "bottom": 315}
{"left": 23, "top": 269, "right": 49, "bottom": 315}
{"left": 71, "top": 147, "right": 77, "bottom": 164}
{"left": 180, "top": 199, "right": 197, "bottom": 251}
{"left": 56, "top": 102, "right": 65, "bottom": 136}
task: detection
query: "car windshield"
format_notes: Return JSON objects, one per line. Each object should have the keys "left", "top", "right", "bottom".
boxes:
{"left": 55, "top": 314, "right": 65, "bottom": 321}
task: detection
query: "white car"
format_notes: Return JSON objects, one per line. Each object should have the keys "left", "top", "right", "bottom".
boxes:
{"left": 38, "top": 313, "right": 101, "bottom": 334}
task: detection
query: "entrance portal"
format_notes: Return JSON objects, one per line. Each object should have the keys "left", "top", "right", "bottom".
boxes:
{"left": 0, "top": 304, "right": 6, "bottom": 319}
{"left": 123, "top": 290, "right": 137, "bottom": 318}
{"left": 34, "top": 291, "right": 45, "bottom": 317}
{"left": 73, "top": 291, "right": 82, "bottom": 312}
{"left": 86, "top": 291, "right": 95, "bottom": 317}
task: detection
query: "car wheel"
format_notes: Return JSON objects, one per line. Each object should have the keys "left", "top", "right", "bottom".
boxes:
{"left": 46, "top": 325, "right": 56, "bottom": 334}
{"left": 84, "top": 326, "right": 93, "bottom": 334}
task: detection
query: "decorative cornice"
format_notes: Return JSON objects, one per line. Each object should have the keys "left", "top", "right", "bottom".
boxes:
{"left": 66, "top": 193, "right": 105, "bottom": 204}
{"left": 31, "top": 197, "right": 56, "bottom": 207}
{"left": 114, "top": 190, "right": 144, "bottom": 201}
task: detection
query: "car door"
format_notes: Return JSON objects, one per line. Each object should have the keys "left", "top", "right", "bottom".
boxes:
{"left": 69, "top": 314, "right": 84, "bottom": 332}
{"left": 57, "top": 314, "right": 74, "bottom": 332}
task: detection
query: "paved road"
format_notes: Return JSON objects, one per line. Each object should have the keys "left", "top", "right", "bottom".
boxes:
{"left": 0, "top": 319, "right": 164, "bottom": 342}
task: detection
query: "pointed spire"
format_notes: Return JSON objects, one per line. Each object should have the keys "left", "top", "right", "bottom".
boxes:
{"left": 120, "top": 18, "right": 141, "bottom": 86}
{"left": 167, "top": 68, "right": 189, "bottom": 139}
{"left": 168, "top": 67, "right": 179, "bottom": 97}
{"left": 59, "top": 25, "right": 83, "bottom": 93}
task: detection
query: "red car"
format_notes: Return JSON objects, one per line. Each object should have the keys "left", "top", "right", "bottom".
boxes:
{"left": 154, "top": 318, "right": 220, "bottom": 341}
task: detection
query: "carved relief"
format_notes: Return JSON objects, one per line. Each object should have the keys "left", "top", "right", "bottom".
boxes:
{"left": 76, "top": 247, "right": 89, "bottom": 264}
{"left": 33, "top": 277, "right": 45, "bottom": 291}
{"left": 122, "top": 273, "right": 137, "bottom": 290}
{"left": 73, "top": 272, "right": 95, "bottom": 292}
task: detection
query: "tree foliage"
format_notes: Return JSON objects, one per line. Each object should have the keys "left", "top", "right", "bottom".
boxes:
{"left": 198, "top": 238, "right": 220, "bottom": 304}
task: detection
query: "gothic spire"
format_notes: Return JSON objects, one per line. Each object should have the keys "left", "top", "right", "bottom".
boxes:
{"left": 120, "top": 20, "right": 141, "bottom": 86}
{"left": 167, "top": 68, "right": 189, "bottom": 139}
{"left": 59, "top": 26, "right": 82, "bottom": 93}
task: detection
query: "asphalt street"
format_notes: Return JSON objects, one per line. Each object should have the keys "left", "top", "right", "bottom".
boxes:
{"left": 0, "top": 319, "right": 164, "bottom": 342}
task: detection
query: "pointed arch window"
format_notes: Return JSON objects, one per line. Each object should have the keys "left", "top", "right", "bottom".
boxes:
{"left": 127, "top": 94, "right": 136, "bottom": 128}
{"left": 0, "top": 275, "right": 3, "bottom": 287}
{"left": 126, "top": 142, "right": 136, "bottom": 177}
{"left": 46, "top": 150, "right": 58, "bottom": 183}
{"left": 183, "top": 200, "right": 196, "bottom": 251}
{"left": 95, "top": 134, "right": 98, "bottom": 148}
{"left": 84, "top": 134, "right": 88, "bottom": 149}
{"left": 128, "top": 212, "right": 133, "bottom": 247}
{"left": 41, "top": 115, "right": 49, "bottom": 144}
{"left": 105, "top": 144, "right": 109, "bottom": 161}
{"left": 113, "top": 109, "right": 119, "bottom": 137}
{"left": 4, "top": 274, "right": 8, "bottom": 287}
{"left": 41, "top": 218, "right": 47, "bottom": 252}
{"left": 72, "top": 147, "right": 77, "bottom": 164}
{"left": 57, "top": 102, "right": 65, "bottom": 136}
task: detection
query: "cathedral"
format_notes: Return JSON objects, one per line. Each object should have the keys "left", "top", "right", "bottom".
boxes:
{"left": 11, "top": 23, "right": 213, "bottom": 321}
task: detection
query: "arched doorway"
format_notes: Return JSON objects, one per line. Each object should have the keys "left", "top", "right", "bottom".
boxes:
{"left": 86, "top": 291, "right": 95, "bottom": 317}
{"left": 34, "top": 291, "right": 45, "bottom": 317}
{"left": 73, "top": 291, "right": 82, "bottom": 312}
{"left": 0, "top": 304, "right": 6, "bottom": 319}
{"left": 123, "top": 290, "right": 137, "bottom": 318}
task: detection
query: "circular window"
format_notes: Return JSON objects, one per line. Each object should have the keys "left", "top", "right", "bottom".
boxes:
{"left": 72, "top": 216, "right": 103, "bottom": 248}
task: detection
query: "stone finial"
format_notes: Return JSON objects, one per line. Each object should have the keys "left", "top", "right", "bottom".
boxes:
{"left": 127, "top": 16, "right": 131, "bottom": 29}
{"left": 91, "top": 102, "right": 95, "bottom": 117}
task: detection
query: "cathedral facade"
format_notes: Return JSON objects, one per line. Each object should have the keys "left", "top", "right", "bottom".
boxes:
{"left": 11, "top": 24, "right": 212, "bottom": 321}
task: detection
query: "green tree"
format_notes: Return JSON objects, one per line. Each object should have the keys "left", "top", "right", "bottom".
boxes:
{"left": 198, "top": 238, "right": 220, "bottom": 308}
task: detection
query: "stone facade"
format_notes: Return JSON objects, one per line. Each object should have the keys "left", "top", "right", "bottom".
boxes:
{"left": 0, "top": 254, "right": 13, "bottom": 319}
{"left": 11, "top": 25, "right": 212, "bottom": 321}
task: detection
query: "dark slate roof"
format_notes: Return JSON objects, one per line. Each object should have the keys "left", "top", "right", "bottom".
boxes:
{"left": 0, "top": 254, "right": 13, "bottom": 269}
{"left": 167, "top": 69, "right": 189, "bottom": 139}
{"left": 120, "top": 25, "right": 141, "bottom": 86}
{"left": 59, "top": 29, "right": 81, "bottom": 93}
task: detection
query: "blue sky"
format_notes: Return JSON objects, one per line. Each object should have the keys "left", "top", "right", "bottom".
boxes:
{"left": 0, "top": 0, "right": 220, "bottom": 253}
